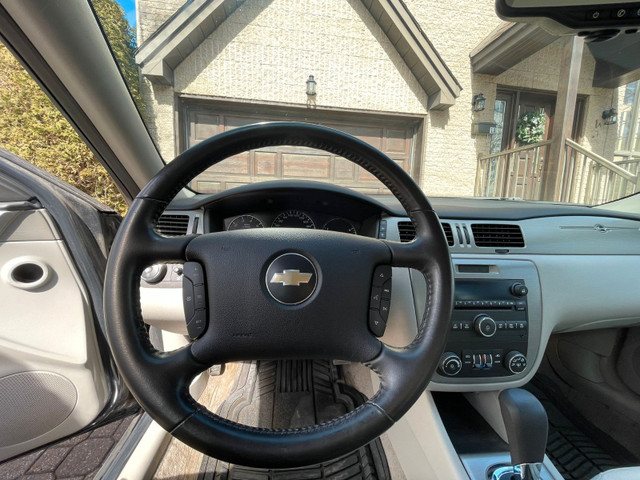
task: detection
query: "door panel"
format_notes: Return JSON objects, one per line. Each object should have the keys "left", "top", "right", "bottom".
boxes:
{"left": 0, "top": 205, "right": 109, "bottom": 461}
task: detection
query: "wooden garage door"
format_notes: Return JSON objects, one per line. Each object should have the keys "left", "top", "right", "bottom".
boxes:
{"left": 185, "top": 107, "right": 418, "bottom": 195}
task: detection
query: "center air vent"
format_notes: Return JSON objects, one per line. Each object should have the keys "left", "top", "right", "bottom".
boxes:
{"left": 397, "top": 221, "right": 416, "bottom": 242}
{"left": 471, "top": 224, "right": 525, "bottom": 248}
{"left": 155, "top": 214, "right": 190, "bottom": 236}
{"left": 397, "top": 221, "right": 454, "bottom": 246}
{"left": 441, "top": 223, "right": 454, "bottom": 246}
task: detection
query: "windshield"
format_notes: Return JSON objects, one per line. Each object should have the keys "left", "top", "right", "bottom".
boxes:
{"left": 80, "top": 1, "right": 640, "bottom": 206}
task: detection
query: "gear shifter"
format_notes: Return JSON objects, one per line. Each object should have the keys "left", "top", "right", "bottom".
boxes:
{"left": 493, "top": 388, "right": 549, "bottom": 480}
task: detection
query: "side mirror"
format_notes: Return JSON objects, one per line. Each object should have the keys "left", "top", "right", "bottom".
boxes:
{"left": 496, "top": 0, "right": 640, "bottom": 41}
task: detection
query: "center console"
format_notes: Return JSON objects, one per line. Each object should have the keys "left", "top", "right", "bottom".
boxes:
{"left": 439, "top": 278, "right": 530, "bottom": 378}
{"left": 426, "top": 258, "right": 542, "bottom": 390}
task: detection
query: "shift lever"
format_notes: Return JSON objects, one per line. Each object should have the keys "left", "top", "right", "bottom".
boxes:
{"left": 497, "top": 388, "right": 549, "bottom": 480}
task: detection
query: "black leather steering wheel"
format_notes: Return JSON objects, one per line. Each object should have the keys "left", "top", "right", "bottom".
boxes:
{"left": 104, "top": 122, "right": 453, "bottom": 468}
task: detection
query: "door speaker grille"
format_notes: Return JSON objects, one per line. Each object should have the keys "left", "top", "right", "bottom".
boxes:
{"left": 0, "top": 371, "right": 77, "bottom": 448}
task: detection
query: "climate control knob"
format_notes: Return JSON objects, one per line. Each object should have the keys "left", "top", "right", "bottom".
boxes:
{"left": 505, "top": 351, "right": 527, "bottom": 374}
{"left": 438, "top": 352, "right": 463, "bottom": 376}
{"left": 474, "top": 314, "right": 497, "bottom": 337}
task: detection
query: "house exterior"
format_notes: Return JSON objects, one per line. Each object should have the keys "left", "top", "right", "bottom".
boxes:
{"left": 135, "top": 0, "right": 640, "bottom": 200}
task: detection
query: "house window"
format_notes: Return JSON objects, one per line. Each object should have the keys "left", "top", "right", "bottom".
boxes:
{"left": 616, "top": 80, "right": 640, "bottom": 158}
{"left": 490, "top": 99, "right": 507, "bottom": 154}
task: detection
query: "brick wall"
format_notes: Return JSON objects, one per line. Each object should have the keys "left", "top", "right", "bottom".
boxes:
{"left": 137, "top": 0, "right": 185, "bottom": 44}
{"left": 174, "top": 0, "right": 428, "bottom": 114}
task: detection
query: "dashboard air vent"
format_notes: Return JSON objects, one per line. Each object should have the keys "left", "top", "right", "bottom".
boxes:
{"left": 441, "top": 223, "right": 454, "bottom": 247}
{"left": 155, "top": 214, "right": 190, "bottom": 236}
{"left": 471, "top": 224, "right": 525, "bottom": 248}
{"left": 397, "top": 221, "right": 416, "bottom": 243}
{"left": 397, "top": 221, "right": 454, "bottom": 247}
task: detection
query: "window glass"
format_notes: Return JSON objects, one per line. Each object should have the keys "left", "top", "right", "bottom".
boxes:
{"left": 0, "top": 42, "right": 127, "bottom": 214}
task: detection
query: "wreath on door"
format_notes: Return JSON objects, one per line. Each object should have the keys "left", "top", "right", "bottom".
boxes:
{"left": 516, "top": 111, "right": 546, "bottom": 144}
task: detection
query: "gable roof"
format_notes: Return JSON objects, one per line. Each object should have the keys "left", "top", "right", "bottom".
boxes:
{"left": 470, "top": 22, "right": 557, "bottom": 76}
{"left": 135, "top": 0, "right": 461, "bottom": 110}
{"left": 471, "top": 22, "right": 640, "bottom": 88}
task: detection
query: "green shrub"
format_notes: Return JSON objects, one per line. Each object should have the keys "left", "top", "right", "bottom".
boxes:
{"left": 0, "top": 0, "right": 142, "bottom": 216}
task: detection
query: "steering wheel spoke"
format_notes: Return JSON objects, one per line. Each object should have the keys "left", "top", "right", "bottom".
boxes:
{"left": 147, "top": 231, "right": 196, "bottom": 263}
{"left": 382, "top": 238, "right": 428, "bottom": 269}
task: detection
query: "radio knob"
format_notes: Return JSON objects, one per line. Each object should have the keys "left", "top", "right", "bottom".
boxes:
{"left": 438, "top": 352, "right": 462, "bottom": 376}
{"left": 474, "top": 314, "right": 497, "bottom": 337}
{"left": 510, "top": 282, "right": 528, "bottom": 297}
{"left": 505, "top": 351, "right": 527, "bottom": 374}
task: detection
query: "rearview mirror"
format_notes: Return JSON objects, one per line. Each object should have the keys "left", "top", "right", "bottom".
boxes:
{"left": 496, "top": 0, "right": 640, "bottom": 41}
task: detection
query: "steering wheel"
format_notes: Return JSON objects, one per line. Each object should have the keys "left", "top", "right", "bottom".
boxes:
{"left": 104, "top": 122, "right": 453, "bottom": 468}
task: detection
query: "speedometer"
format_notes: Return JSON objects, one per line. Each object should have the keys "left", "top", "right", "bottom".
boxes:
{"left": 227, "top": 215, "right": 264, "bottom": 230}
{"left": 272, "top": 210, "right": 315, "bottom": 229}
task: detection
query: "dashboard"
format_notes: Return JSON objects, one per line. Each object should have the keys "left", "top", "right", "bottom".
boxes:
{"left": 141, "top": 181, "right": 640, "bottom": 392}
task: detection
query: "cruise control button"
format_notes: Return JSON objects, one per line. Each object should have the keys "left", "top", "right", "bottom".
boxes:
{"left": 369, "top": 310, "right": 386, "bottom": 337}
{"left": 194, "top": 284, "right": 207, "bottom": 310}
{"left": 183, "top": 277, "right": 195, "bottom": 322}
{"left": 372, "top": 265, "right": 391, "bottom": 287}
{"left": 370, "top": 287, "right": 382, "bottom": 309}
{"left": 183, "top": 262, "right": 205, "bottom": 285}
{"left": 187, "top": 309, "right": 207, "bottom": 339}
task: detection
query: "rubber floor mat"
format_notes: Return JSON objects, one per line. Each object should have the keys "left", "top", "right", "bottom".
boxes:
{"left": 526, "top": 381, "right": 625, "bottom": 480}
{"left": 197, "top": 360, "right": 390, "bottom": 480}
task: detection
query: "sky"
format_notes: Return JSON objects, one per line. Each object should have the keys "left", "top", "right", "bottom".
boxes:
{"left": 117, "top": 0, "right": 136, "bottom": 27}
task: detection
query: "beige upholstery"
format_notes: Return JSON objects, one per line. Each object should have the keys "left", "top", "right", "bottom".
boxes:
{"left": 591, "top": 467, "right": 640, "bottom": 480}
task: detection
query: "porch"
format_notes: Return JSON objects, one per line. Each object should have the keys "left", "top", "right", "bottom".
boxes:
{"left": 475, "top": 139, "right": 640, "bottom": 204}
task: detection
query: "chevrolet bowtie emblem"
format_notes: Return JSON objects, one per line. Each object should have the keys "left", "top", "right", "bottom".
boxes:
{"left": 270, "top": 269, "right": 313, "bottom": 286}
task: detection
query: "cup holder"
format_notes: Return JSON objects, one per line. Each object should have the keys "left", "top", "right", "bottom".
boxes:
{"left": 2, "top": 258, "right": 51, "bottom": 290}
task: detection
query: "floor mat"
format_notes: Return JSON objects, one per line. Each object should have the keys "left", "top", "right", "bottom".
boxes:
{"left": 527, "top": 380, "right": 626, "bottom": 480}
{"left": 197, "top": 360, "right": 390, "bottom": 480}
{"left": 0, "top": 412, "right": 139, "bottom": 480}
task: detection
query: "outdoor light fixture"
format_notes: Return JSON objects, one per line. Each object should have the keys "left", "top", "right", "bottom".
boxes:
{"left": 472, "top": 93, "right": 486, "bottom": 112}
{"left": 306, "top": 75, "right": 317, "bottom": 96}
{"left": 602, "top": 108, "right": 618, "bottom": 125}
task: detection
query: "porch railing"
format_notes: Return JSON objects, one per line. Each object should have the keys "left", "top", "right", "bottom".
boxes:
{"left": 475, "top": 140, "right": 551, "bottom": 200}
{"left": 560, "top": 139, "right": 640, "bottom": 204}
{"left": 475, "top": 139, "right": 640, "bottom": 204}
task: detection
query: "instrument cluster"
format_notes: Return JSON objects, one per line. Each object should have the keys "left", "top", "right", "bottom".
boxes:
{"left": 223, "top": 209, "right": 359, "bottom": 234}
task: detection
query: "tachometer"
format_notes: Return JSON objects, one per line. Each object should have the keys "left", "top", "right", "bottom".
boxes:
{"left": 323, "top": 218, "right": 357, "bottom": 234}
{"left": 272, "top": 210, "right": 315, "bottom": 229}
{"left": 227, "top": 215, "right": 264, "bottom": 230}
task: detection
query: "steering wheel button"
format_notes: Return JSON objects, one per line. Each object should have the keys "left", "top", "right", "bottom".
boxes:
{"left": 380, "top": 299, "right": 391, "bottom": 320}
{"left": 183, "top": 277, "right": 196, "bottom": 321}
{"left": 370, "top": 287, "right": 382, "bottom": 309}
{"left": 194, "top": 284, "right": 207, "bottom": 309}
{"left": 372, "top": 265, "right": 391, "bottom": 286}
{"left": 187, "top": 309, "right": 207, "bottom": 339}
{"left": 368, "top": 310, "right": 386, "bottom": 337}
{"left": 381, "top": 279, "right": 392, "bottom": 299}
{"left": 183, "top": 261, "right": 205, "bottom": 285}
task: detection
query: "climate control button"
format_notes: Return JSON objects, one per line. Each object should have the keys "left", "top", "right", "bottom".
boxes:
{"left": 474, "top": 314, "right": 497, "bottom": 337}
{"left": 505, "top": 351, "right": 527, "bottom": 374}
{"left": 438, "top": 352, "right": 463, "bottom": 376}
